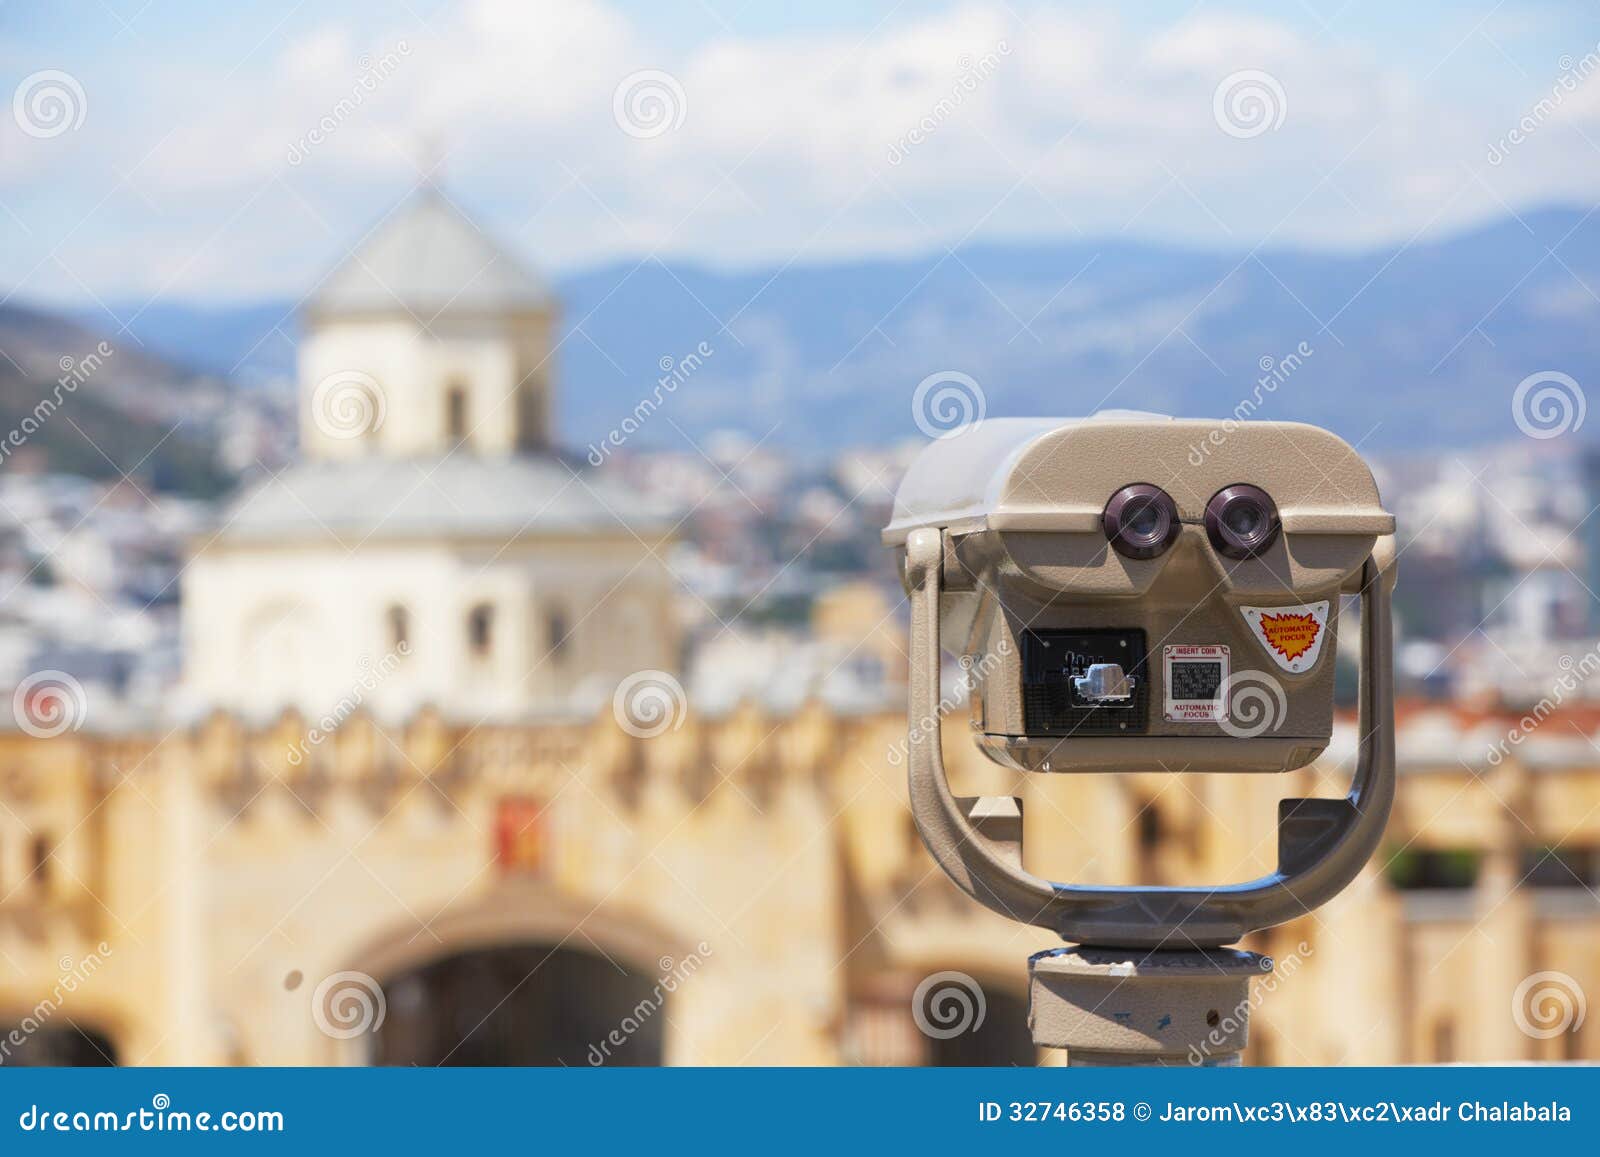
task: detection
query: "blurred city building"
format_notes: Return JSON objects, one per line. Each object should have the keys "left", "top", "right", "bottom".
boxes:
{"left": 176, "top": 190, "right": 679, "bottom": 724}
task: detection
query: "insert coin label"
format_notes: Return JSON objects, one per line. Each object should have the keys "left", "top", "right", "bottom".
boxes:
{"left": 1164, "top": 644, "right": 1229, "bottom": 723}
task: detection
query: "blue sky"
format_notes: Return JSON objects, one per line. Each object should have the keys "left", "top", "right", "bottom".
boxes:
{"left": 2, "top": 0, "right": 1598, "bottom": 307}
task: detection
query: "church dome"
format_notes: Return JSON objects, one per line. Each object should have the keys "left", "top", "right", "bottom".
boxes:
{"left": 306, "top": 189, "right": 552, "bottom": 319}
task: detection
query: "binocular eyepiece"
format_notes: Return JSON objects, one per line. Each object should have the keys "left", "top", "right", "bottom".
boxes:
{"left": 1104, "top": 481, "right": 1282, "bottom": 562}
{"left": 1205, "top": 483, "right": 1281, "bottom": 559}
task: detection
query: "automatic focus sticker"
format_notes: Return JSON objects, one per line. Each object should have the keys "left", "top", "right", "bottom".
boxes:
{"left": 1240, "top": 600, "right": 1330, "bottom": 674}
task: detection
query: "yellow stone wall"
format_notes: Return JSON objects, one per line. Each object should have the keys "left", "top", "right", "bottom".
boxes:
{"left": 0, "top": 709, "right": 1596, "bottom": 1066}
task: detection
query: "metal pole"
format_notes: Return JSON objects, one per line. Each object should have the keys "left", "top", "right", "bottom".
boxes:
{"left": 1029, "top": 946, "right": 1271, "bottom": 1067}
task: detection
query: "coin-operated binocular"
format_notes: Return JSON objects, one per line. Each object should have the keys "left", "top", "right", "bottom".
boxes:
{"left": 884, "top": 412, "right": 1396, "bottom": 1064}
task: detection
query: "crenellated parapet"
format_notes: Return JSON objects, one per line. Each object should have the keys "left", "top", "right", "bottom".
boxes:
{"left": 1, "top": 703, "right": 1597, "bottom": 1066}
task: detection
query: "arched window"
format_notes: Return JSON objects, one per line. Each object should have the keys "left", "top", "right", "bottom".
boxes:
{"left": 468, "top": 603, "right": 495, "bottom": 658}
{"left": 386, "top": 605, "right": 410, "bottom": 653}
{"left": 1137, "top": 803, "right": 1162, "bottom": 852}
{"left": 31, "top": 835, "right": 50, "bottom": 893}
{"left": 546, "top": 605, "right": 570, "bottom": 659}
{"left": 446, "top": 382, "right": 469, "bottom": 442}
{"left": 1135, "top": 801, "right": 1163, "bottom": 884}
{"left": 1431, "top": 1018, "right": 1456, "bottom": 1063}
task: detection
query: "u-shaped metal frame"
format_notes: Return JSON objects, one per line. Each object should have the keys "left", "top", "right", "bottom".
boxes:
{"left": 903, "top": 526, "right": 1396, "bottom": 948}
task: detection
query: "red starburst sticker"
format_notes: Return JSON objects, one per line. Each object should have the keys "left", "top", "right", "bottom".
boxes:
{"left": 1240, "top": 601, "right": 1330, "bottom": 673}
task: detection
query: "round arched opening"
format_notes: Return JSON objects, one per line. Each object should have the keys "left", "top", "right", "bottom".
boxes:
{"left": 0, "top": 1021, "right": 117, "bottom": 1066}
{"left": 371, "top": 942, "right": 665, "bottom": 1066}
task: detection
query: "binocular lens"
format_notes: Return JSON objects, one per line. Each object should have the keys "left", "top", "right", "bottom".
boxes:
{"left": 1103, "top": 484, "right": 1180, "bottom": 560}
{"left": 1205, "top": 484, "right": 1281, "bottom": 559}
{"left": 1224, "top": 504, "right": 1262, "bottom": 537}
{"left": 1127, "top": 504, "right": 1162, "bottom": 538}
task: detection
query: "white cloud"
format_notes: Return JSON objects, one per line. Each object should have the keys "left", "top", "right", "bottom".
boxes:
{"left": 1, "top": 0, "right": 1597, "bottom": 303}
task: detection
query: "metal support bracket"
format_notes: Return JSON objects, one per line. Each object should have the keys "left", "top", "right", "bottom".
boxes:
{"left": 904, "top": 526, "right": 1396, "bottom": 948}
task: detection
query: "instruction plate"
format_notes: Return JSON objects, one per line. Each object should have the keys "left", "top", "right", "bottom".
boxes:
{"left": 1164, "top": 644, "right": 1229, "bottom": 724}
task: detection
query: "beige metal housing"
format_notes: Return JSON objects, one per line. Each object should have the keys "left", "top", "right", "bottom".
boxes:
{"left": 886, "top": 413, "right": 1394, "bottom": 774}
{"left": 887, "top": 414, "right": 1398, "bottom": 948}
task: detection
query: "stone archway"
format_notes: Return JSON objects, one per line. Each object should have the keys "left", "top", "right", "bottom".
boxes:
{"left": 374, "top": 942, "right": 664, "bottom": 1066}
{"left": 0, "top": 1019, "right": 118, "bottom": 1066}
{"left": 339, "top": 883, "right": 689, "bottom": 1067}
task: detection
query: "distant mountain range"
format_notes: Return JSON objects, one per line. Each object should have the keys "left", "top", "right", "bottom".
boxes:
{"left": 0, "top": 303, "right": 236, "bottom": 495}
{"left": 47, "top": 204, "right": 1600, "bottom": 458}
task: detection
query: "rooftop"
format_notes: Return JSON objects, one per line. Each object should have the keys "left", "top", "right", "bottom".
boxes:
{"left": 306, "top": 189, "right": 551, "bottom": 319}
{"left": 211, "top": 454, "right": 676, "bottom": 546}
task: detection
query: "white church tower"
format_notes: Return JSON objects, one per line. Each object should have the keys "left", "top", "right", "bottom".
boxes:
{"left": 180, "top": 190, "right": 678, "bottom": 724}
{"left": 298, "top": 188, "right": 556, "bottom": 460}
